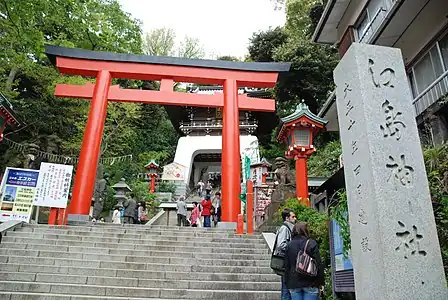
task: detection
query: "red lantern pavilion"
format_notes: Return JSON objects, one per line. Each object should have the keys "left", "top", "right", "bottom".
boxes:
{"left": 276, "top": 101, "right": 328, "bottom": 206}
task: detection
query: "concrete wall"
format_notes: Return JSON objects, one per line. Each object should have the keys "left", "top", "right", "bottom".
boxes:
{"left": 173, "top": 135, "right": 259, "bottom": 185}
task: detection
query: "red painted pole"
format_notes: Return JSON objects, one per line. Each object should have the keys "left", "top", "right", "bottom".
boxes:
{"left": 236, "top": 214, "right": 244, "bottom": 234}
{"left": 247, "top": 179, "right": 254, "bottom": 235}
{"left": 70, "top": 70, "right": 111, "bottom": 216}
{"left": 150, "top": 176, "right": 156, "bottom": 194}
{"left": 57, "top": 209, "right": 66, "bottom": 225}
{"left": 48, "top": 208, "right": 58, "bottom": 225}
{"left": 295, "top": 156, "right": 310, "bottom": 207}
{"left": 222, "top": 79, "right": 240, "bottom": 222}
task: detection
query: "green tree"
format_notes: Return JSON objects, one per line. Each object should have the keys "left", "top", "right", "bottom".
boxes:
{"left": 248, "top": 27, "right": 288, "bottom": 62}
{"left": 143, "top": 27, "right": 205, "bottom": 59}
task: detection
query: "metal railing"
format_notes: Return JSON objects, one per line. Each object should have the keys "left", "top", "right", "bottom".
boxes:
{"left": 359, "top": 7, "right": 387, "bottom": 43}
{"left": 412, "top": 70, "right": 448, "bottom": 116}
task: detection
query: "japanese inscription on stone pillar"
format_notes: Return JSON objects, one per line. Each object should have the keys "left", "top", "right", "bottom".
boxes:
{"left": 334, "top": 43, "right": 447, "bottom": 300}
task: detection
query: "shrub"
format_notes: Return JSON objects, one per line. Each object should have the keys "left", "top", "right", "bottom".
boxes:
{"left": 275, "top": 198, "right": 330, "bottom": 263}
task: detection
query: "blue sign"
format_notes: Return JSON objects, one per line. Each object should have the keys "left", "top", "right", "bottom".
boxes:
{"left": 6, "top": 169, "right": 39, "bottom": 187}
{"left": 332, "top": 219, "right": 353, "bottom": 271}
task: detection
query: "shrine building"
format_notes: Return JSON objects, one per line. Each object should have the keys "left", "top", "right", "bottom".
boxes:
{"left": 164, "top": 85, "right": 277, "bottom": 192}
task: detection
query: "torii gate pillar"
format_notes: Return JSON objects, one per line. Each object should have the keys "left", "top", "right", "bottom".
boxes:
{"left": 46, "top": 45, "right": 290, "bottom": 223}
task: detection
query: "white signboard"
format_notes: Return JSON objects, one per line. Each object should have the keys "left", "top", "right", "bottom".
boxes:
{"left": 34, "top": 163, "right": 73, "bottom": 208}
{"left": 162, "top": 162, "right": 185, "bottom": 181}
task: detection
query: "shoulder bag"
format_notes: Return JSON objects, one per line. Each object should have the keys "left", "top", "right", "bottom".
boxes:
{"left": 295, "top": 239, "right": 318, "bottom": 277}
{"left": 270, "top": 225, "right": 291, "bottom": 275}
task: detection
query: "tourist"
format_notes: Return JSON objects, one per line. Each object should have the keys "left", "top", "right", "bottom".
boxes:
{"left": 197, "top": 180, "right": 205, "bottom": 197}
{"left": 200, "top": 195, "right": 213, "bottom": 228}
{"left": 123, "top": 194, "right": 137, "bottom": 224}
{"left": 190, "top": 201, "right": 201, "bottom": 227}
{"left": 271, "top": 208, "right": 296, "bottom": 300}
{"left": 205, "top": 181, "right": 213, "bottom": 196}
{"left": 212, "top": 192, "right": 221, "bottom": 226}
{"left": 112, "top": 206, "right": 121, "bottom": 224}
{"left": 284, "top": 222, "right": 324, "bottom": 300}
{"left": 176, "top": 196, "right": 188, "bottom": 226}
{"left": 138, "top": 201, "right": 148, "bottom": 224}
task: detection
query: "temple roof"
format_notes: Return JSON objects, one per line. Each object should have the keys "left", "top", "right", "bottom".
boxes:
{"left": 276, "top": 101, "right": 328, "bottom": 141}
{"left": 0, "top": 92, "right": 20, "bottom": 127}
{"left": 46, "top": 45, "right": 291, "bottom": 73}
{"left": 144, "top": 160, "right": 159, "bottom": 170}
{"left": 280, "top": 101, "right": 329, "bottom": 125}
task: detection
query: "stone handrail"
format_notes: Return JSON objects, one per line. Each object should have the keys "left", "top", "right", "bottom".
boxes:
{"left": 0, "top": 220, "right": 24, "bottom": 244}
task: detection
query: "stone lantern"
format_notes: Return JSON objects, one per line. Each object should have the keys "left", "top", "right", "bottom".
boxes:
{"left": 111, "top": 178, "right": 132, "bottom": 208}
{"left": 275, "top": 101, "right": 327, "bottom": 206}
{"left": 144, "top": 160, "right": 159, "bottom": 194}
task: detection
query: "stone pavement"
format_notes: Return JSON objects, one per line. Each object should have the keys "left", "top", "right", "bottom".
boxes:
{"left": 0, "top": 223, "right": 280, "bottom": 299}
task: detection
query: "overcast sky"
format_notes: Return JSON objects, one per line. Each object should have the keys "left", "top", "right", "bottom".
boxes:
{"left": 118, "top": 0, "right": 286, "bottom": 59}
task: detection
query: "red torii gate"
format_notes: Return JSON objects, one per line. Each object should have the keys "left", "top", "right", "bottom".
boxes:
{"left": 46, "top": 45, "right": 290, "bottom": 223}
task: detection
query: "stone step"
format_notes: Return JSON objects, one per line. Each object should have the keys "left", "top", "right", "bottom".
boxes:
{"left": 20, "top": 225, "right": 262, "bottom": 236}
{"left": 1, "top": 237, "right": 270, "bottom": 254}
{"left": 0, "top": 242, "right": 270, "bottom": 260}
{"left": 24, "top": 224, "right": 247, "bottom": 234}
{"left": 0, "top": 292, "right": 174, "bottom": 300}
{"left": 0, "top": 281, "right": 279, "bottom": 299}
{"left": 5, "top": 232, "right": 265, "bottom": 248}
{"left": 11, "top": 229, "right": 265, "bottom": 244}
{"left": 0, "top": 272, "right": 280, "bottom": 290}
{"left": 16, "top": 227, "right": 262, "bottom": 241}
{"left": 1, "top": 255, "right": 273, "bottom": 274}
{"left": 0, "top": 249, "right": 270, "bottom": 267}
{"left": 0, "top": 263, "right": 278, "bottom": 282}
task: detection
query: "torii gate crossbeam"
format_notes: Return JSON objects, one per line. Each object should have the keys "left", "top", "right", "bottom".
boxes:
{"left": 46, "top": 45, "right": 290, "bottom": 223}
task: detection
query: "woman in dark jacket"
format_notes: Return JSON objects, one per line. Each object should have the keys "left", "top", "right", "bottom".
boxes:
{"left": 284, "top": 222, "right": 324, "bottom": 300}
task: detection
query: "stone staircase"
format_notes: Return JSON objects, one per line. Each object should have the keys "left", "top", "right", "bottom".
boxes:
{"left": 0, "top": 223, "right": 280, "bottom": 299}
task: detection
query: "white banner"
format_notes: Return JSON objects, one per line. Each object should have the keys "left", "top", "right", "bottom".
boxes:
{"left": 34, "top": 163, "right": 73, "bottom": 208}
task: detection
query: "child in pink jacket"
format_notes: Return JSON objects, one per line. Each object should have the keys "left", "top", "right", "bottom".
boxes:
{"left": 190, "top": 201, "right": 200, "bottom": 227}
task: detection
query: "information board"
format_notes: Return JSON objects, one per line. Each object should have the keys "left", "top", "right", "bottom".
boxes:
{"left": 34, "top": 163, "right": 73, "bottom": 208}
{"left": 0, "top": 168, "right": 40, "bottom": 222}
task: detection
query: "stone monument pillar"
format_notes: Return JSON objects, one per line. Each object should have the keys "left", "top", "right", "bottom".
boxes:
{"left": 334, "top": 43, "right": 447, "bottom": 299}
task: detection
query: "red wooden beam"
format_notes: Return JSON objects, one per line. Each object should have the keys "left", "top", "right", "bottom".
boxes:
{"left": 55, "top": 84, "right": 275, "bottom": 112}
{"left": 56, "top": 57, "right": 279, "bottom": 88}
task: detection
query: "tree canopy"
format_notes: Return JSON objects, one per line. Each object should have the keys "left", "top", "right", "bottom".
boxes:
{"left": 0, "top": 0, "right": 178, "bottom": 182}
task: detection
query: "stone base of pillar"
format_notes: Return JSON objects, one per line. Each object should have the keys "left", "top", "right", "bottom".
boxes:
{"left": 67, "top": 214, "right": 90, "bottom": 223}
{"left": 216, "top": 222, "right": 237, "bottom": 230}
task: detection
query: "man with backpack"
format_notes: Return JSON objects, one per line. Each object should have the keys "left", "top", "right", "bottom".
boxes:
{"left": 271, "top": 208, "right": 296, "bottom": 300}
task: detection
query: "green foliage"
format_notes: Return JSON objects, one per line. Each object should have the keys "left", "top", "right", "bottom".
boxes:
{"left": 143, "top": 27, "right": 204, "bottom": 59}
{"left": 217, "top": 56, "right": 240, "bottom": 62}
{"left": 157, "top": 181, "right": 177, "bottom": 194}
{"left": 423, "top": 143, "right": 448, "bottom": 278}
{"left": 131, "top": 181, "right": 159, "bottom": 217}
{"left": 248, "top": 27, "right": 288, "bottom": 62}
{"left": 307, "top": 140, "right": 342, "bottom": 177}
{"left": 330, "top": 189, "right": 351, "bottom": 258}
{"left": 275, "top": 198, "right": 330, "bottom": 263}
{"left": 0, "top": 0, "right": 181, "bottom": 175}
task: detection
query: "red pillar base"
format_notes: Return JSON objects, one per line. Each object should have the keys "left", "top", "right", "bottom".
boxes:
{"left": 247, "top": 180, "right": 254, "bottom": 235}
{"left": 295, "top": 156, "right": 310, "bottom": 207}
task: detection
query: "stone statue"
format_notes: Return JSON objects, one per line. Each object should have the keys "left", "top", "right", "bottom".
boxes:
{"left": 274, "top": 157, "right": 292, "bottom": 185}
{"left": 21, "top": 143, "right": 42, "bottom": 170}
{"left": 93, "top": 164, "right": 109, "bottom": 220}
